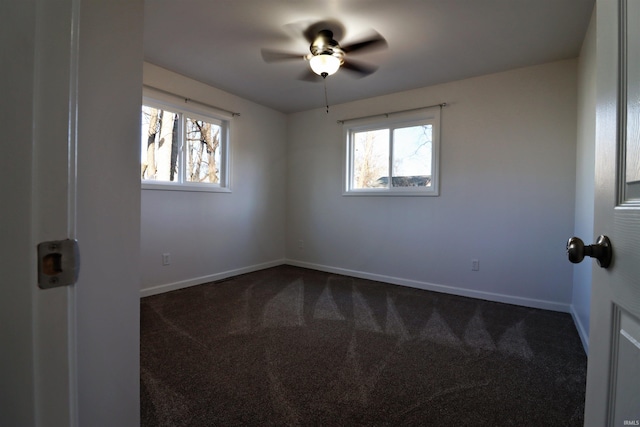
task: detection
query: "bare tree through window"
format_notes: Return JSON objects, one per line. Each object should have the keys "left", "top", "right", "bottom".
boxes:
{"left": 141, "top": 107, "right": 179, "bottom": 181}
{"left": 186, "top": 118, "right": 221, "bottom": 183}
{"left": 353, "top": 129, "right": 388, "bottom": 188}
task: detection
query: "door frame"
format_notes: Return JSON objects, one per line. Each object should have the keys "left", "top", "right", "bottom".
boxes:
{"left": 1, "top": 0, "right": 143, "bottom": 425}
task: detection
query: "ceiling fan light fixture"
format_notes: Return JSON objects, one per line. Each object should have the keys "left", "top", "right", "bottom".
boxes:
{"left": 309, "top": 53, "right": 341, "bottom": 77}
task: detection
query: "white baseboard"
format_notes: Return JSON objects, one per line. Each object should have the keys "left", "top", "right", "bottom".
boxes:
{"left": 569, "top": 304, "right": 589, "bottom": 354}
{"left": 140, "top": 259, "right": 286, "bottom": 298}
{"left": 141, "top": 257, "right": 572, "bottom": 316}
{"left": 285, "top": 259, "right": 572, "bottom": 313}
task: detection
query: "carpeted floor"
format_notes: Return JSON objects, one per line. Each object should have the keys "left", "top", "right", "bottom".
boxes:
{"left": 141, "top": 265, "right": 587, "bottom": 426}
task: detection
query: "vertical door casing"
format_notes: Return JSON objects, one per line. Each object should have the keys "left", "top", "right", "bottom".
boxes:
{"left": 31, "top": 0, "right": 81, "bottom": 424}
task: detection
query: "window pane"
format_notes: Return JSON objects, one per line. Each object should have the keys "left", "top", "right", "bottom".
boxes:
{"left": 392, "top": 125, "right": 432, "bottom": 187}
{"left": 352, "top": 129, "right": 389, "bottom": 188}
{"left": 141, "top": 106, "right": 179, "bottom": 181}
{"left": 185, "top": 117, "right": 221, "bottom": 184}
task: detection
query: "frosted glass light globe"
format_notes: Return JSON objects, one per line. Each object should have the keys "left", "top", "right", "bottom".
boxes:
{"left": 309, "top": 54, "right": 341, "bottom": 76}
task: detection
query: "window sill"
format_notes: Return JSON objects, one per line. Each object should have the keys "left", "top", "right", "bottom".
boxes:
{"left": 343, "top": 189, "right": 439, "bottom": 197}
{"left": 141, "top": 182, "right": 231, "bottom": 193}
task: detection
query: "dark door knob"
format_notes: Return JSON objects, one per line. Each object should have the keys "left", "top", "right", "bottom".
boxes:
{"left": 566, "top": 235, "right": 612, "bottom": 268}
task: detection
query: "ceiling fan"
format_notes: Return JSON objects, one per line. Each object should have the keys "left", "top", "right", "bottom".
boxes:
{"left": 261, "top": 20, "right": 388, "bottom": 80}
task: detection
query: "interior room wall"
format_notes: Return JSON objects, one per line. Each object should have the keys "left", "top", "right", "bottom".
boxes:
{"left": 75, "top": 1, "right": 144, "bottom": 424}
{"left": 572, "top": 8, "right": 597, "bottom": 352}
{"left": 140, "top": 63, "right": 288, "bottom": 295}
{"left": 286, "top": 59, "right": 578, "bottom": 312}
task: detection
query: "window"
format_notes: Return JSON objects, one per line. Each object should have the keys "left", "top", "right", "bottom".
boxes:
{"left": 141, "top": 97, "right": 230, "bottom": 192}
{"left": 344, "top": 107, "right": 440, "bottom": 196}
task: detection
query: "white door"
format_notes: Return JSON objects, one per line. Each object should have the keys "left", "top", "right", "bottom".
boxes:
{"left": 583, "top": 0, "right": 640, "bottom": 425}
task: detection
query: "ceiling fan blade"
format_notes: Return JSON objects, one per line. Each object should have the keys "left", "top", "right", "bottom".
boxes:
{"left": 302, "top": 19, "right": 345, "bottom": 43}
{"left": 341, "top": 59, "right": 378, "bottom": 77}
{"left": 341, "top": 32, "right": 388, "bottom": 54}
{"left": 261, "top": 48, "right": 306, "bottom": 63}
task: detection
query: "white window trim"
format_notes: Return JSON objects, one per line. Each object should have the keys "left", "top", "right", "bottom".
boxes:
{"left": 343, "top": 107, "right": 441, "bottom": 196}
{"left": 141, "top": 90, "right": 232, "bottom": 193}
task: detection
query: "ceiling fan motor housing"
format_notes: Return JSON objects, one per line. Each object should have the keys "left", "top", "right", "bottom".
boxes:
{"left": 310, "top": 30, "right": 344, "bottom": 63}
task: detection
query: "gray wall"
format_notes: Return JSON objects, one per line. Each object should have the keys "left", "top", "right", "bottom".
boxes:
{"left": 572, "top": 8, "right": 597, "bottom": 352}
{"left": 1, "top": 1, "right": 37, "bottom": 424}
{"left": 141, "top": 63, "right": 288, "bottom": 295}
{"left": 75, "top": 1, "right": 143, "bottom": 424}
{"left": 286, "top": 60, "right": 578, "bottom": 311}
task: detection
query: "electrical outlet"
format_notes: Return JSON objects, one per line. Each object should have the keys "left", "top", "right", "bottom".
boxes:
{"left": 162, "top": 253, "right": 170, "bottom": 266}
{"left": 298, "top": 239, "right": 304, "bottom": 249}
{"left": 472, "top": 259, "right": 479, "bottom": 271}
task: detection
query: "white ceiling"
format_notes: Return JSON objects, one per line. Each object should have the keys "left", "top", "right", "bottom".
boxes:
{"left": 144, "top": 0, "right": 594, "bottom": 114}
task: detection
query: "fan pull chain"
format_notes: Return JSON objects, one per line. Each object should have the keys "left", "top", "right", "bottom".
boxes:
{"left": 323, "top": 77, "right": 330, "bottom": 114}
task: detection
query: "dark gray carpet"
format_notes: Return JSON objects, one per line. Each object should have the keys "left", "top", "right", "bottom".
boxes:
{"left": 141, "top": 265, "right": 586, "bottom": 426}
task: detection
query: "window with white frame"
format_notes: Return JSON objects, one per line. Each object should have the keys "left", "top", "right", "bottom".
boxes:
{"left": 343, "top": 107, "right": 441, "bottom": 196}
{"left": 141, "top": 97, "right": 230, "bottom": 191}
